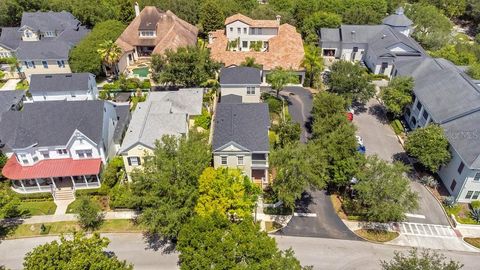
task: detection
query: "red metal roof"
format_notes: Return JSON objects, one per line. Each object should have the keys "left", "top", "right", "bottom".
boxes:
{"left": 2, "top": 156, "right": 102, "bottom": 180}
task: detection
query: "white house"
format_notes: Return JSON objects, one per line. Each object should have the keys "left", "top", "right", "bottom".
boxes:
{"left": 219, "top": 66, "right": 262, "bottom": 103}
{"left": 0, "top": 11, "right": 89, "bottom": 80}
{"left": 29, "top": 73, "right": 98, "bottom": 102}
{"left": 212, "top": 102, "right": 270, "bottom": 188}
{"left": 0, "top": 100, "right": 130, "bottom": 196}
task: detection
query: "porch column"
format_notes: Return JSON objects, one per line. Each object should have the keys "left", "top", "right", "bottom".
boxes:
{"left": 96, "top": 174, "right": 101, "bottom": 186}
{"left": 50, "top": 177, "right": 57, "bottom": 189}
{"left": 70, "top": 176, "right": 75, "bottom": 189}
{"left": 19, "top": 180, "right": 26, "bottom": 192}
{"left": 35, "top": 178, "right": 41, "bottom": 191}
{"left": 83, "top": 175, "right": 89, "bottom": 188}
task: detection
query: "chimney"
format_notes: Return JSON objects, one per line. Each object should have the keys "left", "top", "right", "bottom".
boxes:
{"left": 134, "top": 2, "right": 140, "bottom": 17}
{"left": 276, "top": 15, "right": 281, "bottom": 25}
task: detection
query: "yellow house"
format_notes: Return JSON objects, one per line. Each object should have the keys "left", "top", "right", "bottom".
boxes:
{"left": 119, "top": 89, "right": 203, "bottom": 181}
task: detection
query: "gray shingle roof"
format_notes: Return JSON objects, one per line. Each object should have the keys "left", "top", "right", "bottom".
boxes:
{"left": 0, "top": 90, "right": 24, "bottom": 117}
{"left": 220, "top": 94, "right": 243, "bottom": 104}
{"left": 0, "top": 27, "right": 21, "bottom": 50}
{"left": 0, "top": 100, "right": 108, "bottom": 149}
{"left": 21, "top": 11, "right": 80, "bottom": 33}
{"left": 119, "top": 89, "right": 203, "bottom": 153}
{"left": 29, "top": 73, "right": 92, "bottom": 93}
{"left": 212, "top": 103, "right": 270, "bottom": 152}
{"left": 113, "top": 104, "right": 131, "bottom": 144}
{"left": 382, "top": 7, "right": 413, "bottom": 27}
{"left": 220, "top": 66, "right": 262, "bottom": 85}
{"left": 16, "top": 40, "right": 71, "bottom": 60}
{"left": 319, "top": 28, "right": 341, "bottom": 42}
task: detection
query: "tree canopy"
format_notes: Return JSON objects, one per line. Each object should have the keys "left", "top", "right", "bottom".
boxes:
{"left": 151, "top": 46, "right": 221, "bottom": 87}
{"left": 380, "top": 76, "right": 414, "bottom": 117}
{"left": 327, "top": 61, "right": 375, "bottom": 103}
{"left": 354, "top": 155, "right": 418, "bottom": 222}
{"left": 69, "top": 20, "right": 125, "bottom": 76}
{"left": 381, "top": 249, "right": 463, "bottom": 270}
{"left": 301, "top": 45, "right": 324, "bottom": 88}
{"left": 267, "top": 67, "right": 298, "bottom": 97}
{"left": 177, "top": 214, "right": 308, "bottom": 270}
{"left": 301, "top": 12, "right": 342, "bottom": 44}
{"left": 195, "top": 168, "right": 261, "bottom": 220}
{"left": 405, "top": 124, "right": 451, "bottom": 173}
{"left": 23, "top": 232, "right": 132, "bottom": 270}
{"left": 131, "top": 133, "right": 211, "bottom": 239}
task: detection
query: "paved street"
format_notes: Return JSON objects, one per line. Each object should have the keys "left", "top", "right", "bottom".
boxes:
{"left": 274, "top": 235, "right": 480, "bottom": 270}
{"left": 353, "top": 98, "right": 450, "bottom": 226}
{"left": 2, "top": 233, "right": 478, "bottom": 270}
{"left": 276, "top": 190, "right": 360, "bottom": 240}
{"left": 281, "top": 86, "right": 313, "bottom": 143}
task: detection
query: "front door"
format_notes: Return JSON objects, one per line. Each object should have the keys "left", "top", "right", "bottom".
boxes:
{"left": 53, "top": 177, "right": 73, "bottom": 190}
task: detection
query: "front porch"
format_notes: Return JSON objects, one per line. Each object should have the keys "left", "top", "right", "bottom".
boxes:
{"left": 10, "top": 175, "right": 101, "bottom": 194}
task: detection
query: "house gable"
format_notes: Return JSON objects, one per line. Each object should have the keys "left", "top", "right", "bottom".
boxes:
{"left": 214, "top": 141, "right": 250, "bottom": 153}
{"left": 387, "top": 42, "right": 420, "bottom": 54}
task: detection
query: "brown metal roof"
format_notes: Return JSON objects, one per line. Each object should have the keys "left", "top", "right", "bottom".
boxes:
{"left": 225, "top": 13, "right": 279, "bottom": 28}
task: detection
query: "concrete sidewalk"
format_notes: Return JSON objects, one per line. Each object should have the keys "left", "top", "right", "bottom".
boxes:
{"left": 3, "top": 211, "right": 137, "bottom": 225}
{"left": 0, "top": 79, "right": 20, "bottom": 90}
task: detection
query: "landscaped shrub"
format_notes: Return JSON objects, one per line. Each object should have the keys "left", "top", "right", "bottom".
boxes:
{"left": 17, "top": 192, "right": 53, "bottom": 201}
{"left": 471, "top": 200, "right": 480, "bottom": 210}
{"left": 101, "top": 157, "right": 125, "bottom": 188}
{"left": 75, "top": 188, "right": 108, "bottom": 197}
{"left": 194, "top": 109, "right": 211, "bottom": 130}
{"left": 419, "top": 175, "right": 438, "bottom": 189}
{"left": 108, "top": 184, "right": 136, "bottom": 209}
{"left": 263, "top": 94, "right": 282, "bottom": 114}
{"left": 76, "top": 196, "right": 104, "bottom": 230}
{"left": 443, "top": 196, "right": 456, "bottom": 208}
{"left": 391, "top": 119, "right": 404, "bottom": 135}
{"left": 470, "top": 208, "right": 480, "bottom": 223}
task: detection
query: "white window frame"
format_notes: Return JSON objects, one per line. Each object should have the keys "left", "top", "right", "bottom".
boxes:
{"left": 246, "top": 87, "right": 255, "bottom": 95}
{"left": 466, "top": 191, "right": 474, "bottom": 199}
{"left": 473, "top": 191, "right": 480, "bottom": 200}
{"left": 32, "top": 155, "right": 39, "bottom": 162}
{"left": 139, "top": 31, "right": 156, "bottom": 37}
{"left": 42, "top": 61, "right": 48, "bottom": 69}
{"left": 56, "top": 149, "right": 68, "bottom": 155}
{"left": 237, "top": 155, "right": 244, "bottom": 165}
{"left": 474, "top": 172, "right": 480, "bottom": 181}
{"left": 44, "top": 31, "right": 55, "bottom": 37}
{"left": 128, "top": 156, "right": 140, "bottom": 166}
{"left": 76, "top": 149, "right": 92, "bottom": 158}
{"left": 221, "top": 156, "right": 227, "bottom": 165}
{"left": 40, "top": 150, "right": 50, "bottom": 159}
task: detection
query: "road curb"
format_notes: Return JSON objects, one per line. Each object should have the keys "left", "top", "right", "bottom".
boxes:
{"left": 422, "top": 184, "right": 456, "bottom": 229}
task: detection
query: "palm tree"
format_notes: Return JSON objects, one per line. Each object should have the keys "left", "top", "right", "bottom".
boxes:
{"left": 301, "top": 44, "right": 323, "bottom": 88}
{"left": 97, "top": 40, "right": 123, "bottom": 76}
{"left": 240, "top": 57, "right": 262, "bottom": 69}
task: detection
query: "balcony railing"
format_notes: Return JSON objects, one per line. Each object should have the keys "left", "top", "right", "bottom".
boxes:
{"left": 252, "top": 159, "right": 268, "bottom": 166}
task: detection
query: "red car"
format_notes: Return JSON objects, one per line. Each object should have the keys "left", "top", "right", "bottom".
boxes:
{"left": 346, "top": 108, "right": 354, "bottom": 121}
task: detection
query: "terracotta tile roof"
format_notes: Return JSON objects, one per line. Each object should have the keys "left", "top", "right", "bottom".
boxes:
{"left": 208, "top": 24, "right": 305, "bottom": 71}
{"left": 115, "top": 7, "right": 198, "bottom": 55}
{"left": 2, "top": 157, "right": 102, "bottom": 180}
{"left": 225, "top": 13, "right": 278, "bottom": 28}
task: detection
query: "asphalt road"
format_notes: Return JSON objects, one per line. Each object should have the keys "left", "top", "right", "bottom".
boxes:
{"left": 280, "top": 86, "right": 313, "bottom": 143}
{"left": 2, "top": 234, "right": 479, "bottom": 270}
{"left": 353, "top": 99, "right": 449, "bottom": 225}
{"left": 276, "top": 190, "right": 361, "bottom": 240}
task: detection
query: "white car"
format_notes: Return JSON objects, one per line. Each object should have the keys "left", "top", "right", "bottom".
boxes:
{"left": 355, "top": 135, "right": 364, "bottom": 146}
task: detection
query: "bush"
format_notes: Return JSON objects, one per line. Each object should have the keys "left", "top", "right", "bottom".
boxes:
{"left": 101, "top": 157, "right": 125, "bottom": 188}
{"left": 141, "top": 80, "right": 151, "bottom": 89}
{"left": 471, "top": 208, "right": 480, "bottom": 223}
{"left": 109, "top": 184, "right": 136, "bottom": 209}
{"left": 75, "top": 188, "right": 108, "bottom": 197}
{"left": 263, "top": 94, "right": 283, "bottom": 114}
{"left": 391, "top": 119, "right": 404, "bottom": 135}
{"left": 263, "top": 206, "right": 293, "bottom": 215}
{"left": 98, "top": 90, "right": 109, "bottom": 100}
{"left": 194, "top": 109, "right": 211, "bottom": 130}
{"left": 419, "top": 175, "right": 438, "bottom": 189}
{"left": 76, "top": 196, "right": 104, "bottom": 230}
{"left": 443, "top": 196, "right": 456, "bottom": 208}
{"left": 471, "top": 200, "right": 480, "bottom": 210}
{"left": 17, "top": 192, "right": 53, "bottom": 201}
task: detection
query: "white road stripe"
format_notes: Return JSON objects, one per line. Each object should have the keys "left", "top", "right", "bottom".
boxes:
{"left": 293, "top": 212, "right": 317, "bottom": 217}
{"left": 398, "top": 222, "right": 457, "bottom": 238}
{"left": 405, "top": 213, "right": 426, "bottom": 219}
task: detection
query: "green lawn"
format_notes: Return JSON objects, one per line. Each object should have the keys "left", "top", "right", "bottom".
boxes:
{"left": 7, "top": 219, "right": 143, "bottom": 239}
{"left": 265, "top": 221, "right": 282, "bottom": 233}
{"left": 19, "top": 201, "right": 57, "bottom": 216}
{"left": 444, "top": 205, "right": 479, "bottom": 225}
{"left": 66, "top": 196, "right": 105, "bottom": 214}
{"left": 464, "top": 238, "right": 480, "bottom": 249}
{"left": 355, "top": 229, "right": 399, "bottom": 242}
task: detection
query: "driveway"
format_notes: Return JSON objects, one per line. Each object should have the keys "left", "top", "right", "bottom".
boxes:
{"left": 276, "top": 190, "right": 361, "bottom": 240}
{"left": 353, "top": 99, "right": 450, "bottom": 225}
{"left": 280, "top": 86, "right": 313, "bottom": 143}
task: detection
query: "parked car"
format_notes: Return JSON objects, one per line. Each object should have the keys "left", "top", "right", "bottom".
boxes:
{"left": 356, "top": 135, "right": 366, "bottom": 154}
{"left": 346, "top": 107, "right": 354, "bottom": 121}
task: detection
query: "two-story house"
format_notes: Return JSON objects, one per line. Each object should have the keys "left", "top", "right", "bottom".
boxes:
{"left": 212, "top": 101, "right": 270, "bottom": 188}
{"left": 29, "top": 73, "right": 98, "bottom": 102}
{"left": 119, "top": 89, "right": 203, "bottom": 181}
{"left": 0, "top": 100, "right": 130, "bottom": 196}
{"left": 115, "top": 4, "right": 198, "bottom": 74}
{"left": 318, "top": 8, "right": 423, "bottom": 77}
{"left": 0, "top": 11, "right": 89, "bottom": 79}
{"left": 219, "top": 66, "right": 262, "bottom": 103}
{"left": 208, "top": 14, "right": 305, "bottom": 84}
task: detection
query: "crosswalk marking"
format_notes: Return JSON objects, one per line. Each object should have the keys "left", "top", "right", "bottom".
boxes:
{"left": 398, "top": 222, "right": 456, "bottom": 238}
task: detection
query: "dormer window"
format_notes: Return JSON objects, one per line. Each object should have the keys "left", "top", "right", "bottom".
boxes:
{"left": 139, "top": 31, "right": 156, "bottom": 37}
{"left": 44, "top": 31, "right": 55, "bottom": 37}
{"left": 24, "top": 30, "right": 32, "bottom": 38}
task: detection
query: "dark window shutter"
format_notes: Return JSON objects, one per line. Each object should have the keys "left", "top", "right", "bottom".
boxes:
{"left": 127, "top": 157, "right": 131, "bottom": 166}
{"left": 137, "top": 157, "right": 141, "bottom": 165}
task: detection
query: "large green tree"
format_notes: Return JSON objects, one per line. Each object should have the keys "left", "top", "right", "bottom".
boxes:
{"left": 199, "top": 0, "right": 225, "bottom": 34}
{"left": 302, "top": 12, "right": 342, "bottom": 44}
{"left": 311, "top": 91, "right": 348, "bottom": 120}
{"left": 131, "top": 133, "right": 211, "bottom": 239}
{"left": 301, "top": 45, "right": 324, "bottom": 88}
{"left": 151, "top": 46, "right": 221, "bottom": 87}
{"left": 76, "top": 196, "right": 104, "bottom": 230}
{"left": 406, "top": 3, "right": 453, "bottom": 50}
{"left": 327, "top": 61, "right": 375, "bottom": 103}
{"left": 0, "top": 182, "right": 21, "bottom": 219}
{"left": 381, "top": 249, "right": 463, "bottom": 270}
{"left": 380, "top": 76, "right": 414, "bottom": 117}
{"left": 267, "top": 67, "right": 298, "bottom": 97}
{"left": 405, "top": 124, "right": 451, "bottom": 172}
{"left": 177, "top": 214, "right": 308, "bottom": 270}
{"left": 97, "top": 40, "right": 123, "bottom": 76}
{"left": 354, "top": 155, "right": 418, "bottom": 223}
{"left": 275, "top": 118, "right": 301, "bottom": 148}
{"left": 270, "top": 142, "right": 328, "bottom": 208}
{"left": 69, "top": 20, "right": 125, "bottom": 75}
{"left": 195, "top": 168, "right": 261, "bottom": 220}
{"left": 23, "top": 232, "right": 132, "bottom": 270}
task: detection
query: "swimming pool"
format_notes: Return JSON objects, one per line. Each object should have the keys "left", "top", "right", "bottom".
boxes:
{"left": 132, "top": 67, "right": 149, "bottom": 78}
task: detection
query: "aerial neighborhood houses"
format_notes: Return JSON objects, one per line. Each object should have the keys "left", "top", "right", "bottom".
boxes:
{"left": 115, "top": 4, "right": 198, "bottom": 75}
{"left": 319, "top": 8, "right": 480, "bottom": 203}
{"left": 208, "top": 13, "right": 305, "bottom": 84}
{"left": 219, "top": 66, "right": 262, "bottom": 103}
{"left": 0, "top": 11, "right": 89, "bottom": 80}
{"left": 29, "top": 73, "right": 98, "bottom": 101}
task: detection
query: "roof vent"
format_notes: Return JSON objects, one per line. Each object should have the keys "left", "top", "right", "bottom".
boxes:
{"left": 382, "top": 34, "right": 387, "bottom": 39}
{"left": 65, "top": 74, "right": 72, "bottom": 77}
{"left": 45, "top": 75, "right": 52, "bottom": 78}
